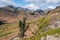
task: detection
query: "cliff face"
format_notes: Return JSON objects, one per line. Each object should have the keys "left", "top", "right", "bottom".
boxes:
{"left": 48, "top": 6, "right": 60, "bottom": 29}
{"left": 40, "top": 6, "right": 60, "bottom": 40}
{"left": 41, "top": 35, "right": 60, "bottom": 40}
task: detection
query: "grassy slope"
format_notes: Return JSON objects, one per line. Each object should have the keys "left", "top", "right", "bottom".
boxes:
{"left": 29, "top": 27, "right": 60, "bottom": 40}
{"left": 0, "top": 22, "right": 19, "bottom": 38}
{"left": 0, "top": 13, "right": 60, "bottom": 40}
{"left": 22, "top": 15, "right": 60, "bottom": 40}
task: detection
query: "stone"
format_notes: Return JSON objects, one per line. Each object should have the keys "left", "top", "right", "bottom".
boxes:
{"left": 41, "top": 35, "right": 60, "bottom": 40}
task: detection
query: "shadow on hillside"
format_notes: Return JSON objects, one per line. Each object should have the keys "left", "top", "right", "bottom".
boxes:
{"left": 0, "top": 20, "right": 7, "bottom": 25}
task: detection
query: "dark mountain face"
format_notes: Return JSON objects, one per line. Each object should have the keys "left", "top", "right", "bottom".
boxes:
{"left": 0, "top": 5, "right": 18, "bottom": 17}
{"left": 56, "top": 6, "right": 60, "bottom": 9}
{"left": 48, "top": 6, "right": 60, "bottom": 14}
{"left": 34, "top": 9, "right": 44, "bottom": 13}
{"left": 44, "top": 8, "right": 53, "bottom": 15}
{"left": 34, "top": 9, "right": 50, "bottom": 15}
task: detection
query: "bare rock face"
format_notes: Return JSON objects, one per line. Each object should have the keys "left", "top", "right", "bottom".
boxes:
{"left": 48, "top": 19, "right": 60, "bottom": 29}
{"left": 41, "top": 35, "right": 60, "bottom": 40}
{"left": 41, "top": 36, "right": 46, "bottom": 40}
{"left": 12, "top": 37, "right": 20, "bottom": 40}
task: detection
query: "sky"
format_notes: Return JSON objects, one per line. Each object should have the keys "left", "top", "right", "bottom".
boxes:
{"left": 0, "top": 0, "right": 60, "bottom": 10}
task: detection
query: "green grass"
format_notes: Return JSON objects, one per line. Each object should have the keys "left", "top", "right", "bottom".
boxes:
{"left": 0, "top": 22, "right": 19, "bottom": 38}
{"left": 21, "top": 17, "right": 60, "bottom": 40}
{"left": 27, "top": 28, "right": 60, "bottom": 40}
{"left": 0, "top": 32, "right": 12, "bottom": 37}
{"left": 21, "top": 17, "right": 51, "bottom": 40}
{"left": 0, "top": 16, "right": 60, "bottom": 40}
{"left": 37, "top": 17, "right": 50, "bottom": 29}
{"left": 42, "top": 28, "right": 60, "bottom": 36}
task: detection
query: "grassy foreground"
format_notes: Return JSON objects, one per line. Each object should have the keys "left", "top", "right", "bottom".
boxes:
{"left": 0, "top": 17, "right": 60, "bottom": 40}
{"left": 0, "top": 22, "right": 19, "bottom": 38}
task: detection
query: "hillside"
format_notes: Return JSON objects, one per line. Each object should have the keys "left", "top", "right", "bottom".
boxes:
{"left": 0, "top": 5, "right": 45, "bottom": 23}
{"left": 0, "top": 6, "right": 60, "bottom": 40}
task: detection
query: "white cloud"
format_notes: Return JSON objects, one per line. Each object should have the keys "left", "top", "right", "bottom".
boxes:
{"left": 25, "top": 0, "right": 60, "bottom": 3}
{"left": 24, "top": 0, "right": 60, "bottom": 10}
{"left": 25, "top": 0, "right": 38, "bottom": 2}
{"left": 46, "top": 0, "right": 59, "bottom": 3}
{"left": 24, "top": 4, "right": 39, "bottom": 10}
{"left": 0, "top": 0, "right": 21, "bottom": 7}
{"left": 0, "top": 0, "right": 59, "bottom": 10}
{"left": 47, "top": 6, "right": 56, "bottom": 9}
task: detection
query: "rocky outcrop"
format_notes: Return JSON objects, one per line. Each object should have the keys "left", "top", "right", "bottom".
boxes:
{"left": 41, "top": 35, "right": 60, "bottom": 40}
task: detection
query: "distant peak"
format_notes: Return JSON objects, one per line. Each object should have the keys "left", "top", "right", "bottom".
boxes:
{"left": 7, "top": 5, "right": 14, "bottom": 8}
{"left": 56, "top": 6, "right": 60, "bottom": 9}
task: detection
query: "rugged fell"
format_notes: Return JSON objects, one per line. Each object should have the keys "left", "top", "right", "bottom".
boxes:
{"left": 0, "top": 5, "right": 60, "bottom": 40}
{"left": 0, "top": 5, "right": 45, "bottom": 23}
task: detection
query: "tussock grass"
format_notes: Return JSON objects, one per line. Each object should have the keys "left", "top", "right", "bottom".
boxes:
{"left": 0, "top": 32, "right": 12, "bottom": 37}
{"left": 0, "top": 22, "right": 19, "bottom": 37}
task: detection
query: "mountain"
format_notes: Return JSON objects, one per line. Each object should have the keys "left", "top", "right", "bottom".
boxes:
{"left": 46, "top": 6, "right": 60, "bottom": 29}
{"left": 44, "top": 8, "right": 53, "bottom": 14}
{"left": 34, "top": 9, "right": 44, "bottom": 15}
{"left": 34, "top": 8, "right": 53, "bottom": 15}
{"left": 0, "top": 5, "right": 60, "bottom": 23}
{"left": 0, "top": 5, "right": 60, "bottom": 40}
{"left": 40, "top": 6, "right": 60, "bottom": 40}
{"left": 23, "top": 6, "right": 60, "bottom": 40}
{"left": 34, "top": 9, "right": 44, "bottom": 13}
{"left": 0, "top": 5, "right": 44, "bottom": 23}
